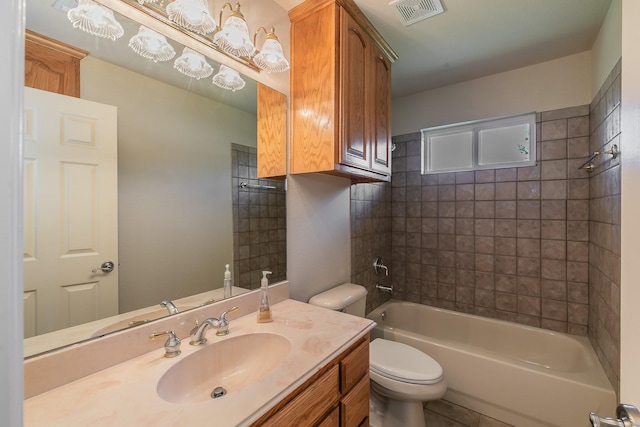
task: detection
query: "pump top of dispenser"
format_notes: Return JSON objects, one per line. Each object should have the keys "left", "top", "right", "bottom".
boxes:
{"left": 224, "top": 264, "right": 231, "bottom": 279}
{"left": 261, "top": 271, "right": 272, "bottom": 287}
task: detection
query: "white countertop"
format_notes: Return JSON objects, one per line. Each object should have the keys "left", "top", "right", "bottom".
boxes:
{"left": 24, "top": 299, "right": 375, "bottom": 426}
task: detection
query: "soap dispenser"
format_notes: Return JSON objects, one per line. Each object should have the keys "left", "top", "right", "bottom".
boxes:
{"left": 257, "top": 271, "right": 273, "bottom": 323}
{"left": 223, "top": 264, "right": 232, "bottom": 299}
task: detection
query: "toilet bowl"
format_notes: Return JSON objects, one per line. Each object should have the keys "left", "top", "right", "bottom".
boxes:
{"left": 369, "top": 338, "right": 446, "bottom": 427}
{"left": 308, "top": 284, "right": 447, "bottom": 427}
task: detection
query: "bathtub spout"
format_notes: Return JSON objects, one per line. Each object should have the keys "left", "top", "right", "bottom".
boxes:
{"left": 376, "top": 283, "right": 393, "bottom": 296}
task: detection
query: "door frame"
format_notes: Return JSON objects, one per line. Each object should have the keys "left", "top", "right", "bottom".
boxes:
{"left": 1, "top": 0, "right": 25, "bottom": 425}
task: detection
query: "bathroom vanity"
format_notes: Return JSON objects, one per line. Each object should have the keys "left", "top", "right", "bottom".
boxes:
{"left": 24, "top": 284, "right": 374, "bottom": 427}
{"left": 253, "top": 336, "right": 370, "bottom": 426}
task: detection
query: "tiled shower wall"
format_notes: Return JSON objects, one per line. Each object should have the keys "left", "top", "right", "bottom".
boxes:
{"left": 350, "top": 182, "right": 393, "bottom": 314}
{"left": 231, "top": 144, "right": 287, "bottom": 290}
{"left": 588, "top": 59, "right": 621, "bottom": 392}
{"left": 352, "top": 106, "right": 593, "bottom": 334}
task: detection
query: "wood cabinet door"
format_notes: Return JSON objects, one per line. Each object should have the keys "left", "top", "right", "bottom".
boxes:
{"left": 25, "top": 31, "right": 87, "bottom": 98}
{"left": 369, "top": 43, "right": 392, "bottom": 175}
{"left": 257, "top": 83, "right": 287, "bottom": 178}
{"left": 340, "top": 10, "right": 370, "bottom": 171}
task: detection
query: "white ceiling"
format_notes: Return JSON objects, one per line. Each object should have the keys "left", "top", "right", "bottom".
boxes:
{"left": 30, "top": 0, "right": 613, "bottom": 106}
{"left": 278, "top": 0, "right": 612, "bottom": 98}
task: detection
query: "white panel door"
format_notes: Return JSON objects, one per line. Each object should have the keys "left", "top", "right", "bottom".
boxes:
{"left": 23, "top": 87, "right": 118, "bottom": 337}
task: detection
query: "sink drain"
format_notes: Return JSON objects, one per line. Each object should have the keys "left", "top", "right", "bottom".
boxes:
{"left": 211, "top": 386, "right": 227, "bottom": 399}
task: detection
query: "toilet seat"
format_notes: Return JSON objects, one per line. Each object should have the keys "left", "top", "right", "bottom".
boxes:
{"left": 370, "top": 338, "right": 443, "bottom": 385}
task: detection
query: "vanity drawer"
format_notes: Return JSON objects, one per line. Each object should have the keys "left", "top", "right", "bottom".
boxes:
{"left": 340, "top": 373, "right": 370, "bottom": 427}
{"left": 318, "top": 406, "right": 340, "bottom": 427}
{"left": 261, "top": 364, "right": 340, "bottom": 427}
{"left": 340, "top": 338, "right": 369, "bottom": 393}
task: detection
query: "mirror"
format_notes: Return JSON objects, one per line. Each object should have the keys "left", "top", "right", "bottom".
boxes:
{"left": 24, "top": 0, "right": 288, "bottom": 357}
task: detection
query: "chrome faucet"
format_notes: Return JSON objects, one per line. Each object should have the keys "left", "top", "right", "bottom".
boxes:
{"left": 160, "top": 300, "right": 179, "bottom": 315}
{"left": 149, "top": 330, "right": 181, "bottom": 358}
{"left": 190, "top": 306, "right": 239, "bottom": 345}
{"left": 373, "top": 256, "right": 389, "bottom": 276}
{"left": 590, "top": 404, "right": 640, "bottom": 427}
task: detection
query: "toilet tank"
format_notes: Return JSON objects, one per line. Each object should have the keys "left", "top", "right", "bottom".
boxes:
{"left": 308, "top": 283, "right": 367, "bottom": 316}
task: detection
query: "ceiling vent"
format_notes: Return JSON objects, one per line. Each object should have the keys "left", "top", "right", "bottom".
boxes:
{"left": 389, "top": 0, "right": 445, "bottom": 27}
{"left": 52, "top": 0, "right": 78, "bottom": 13}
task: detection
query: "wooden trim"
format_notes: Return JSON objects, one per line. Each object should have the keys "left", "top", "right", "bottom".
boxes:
{"left": 25, "top": 30, "right": 88, "bottom": 60}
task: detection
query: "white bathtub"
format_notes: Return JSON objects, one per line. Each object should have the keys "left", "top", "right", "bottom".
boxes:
{"left": 367, "top": 300, "right": 616, "bottom": 427}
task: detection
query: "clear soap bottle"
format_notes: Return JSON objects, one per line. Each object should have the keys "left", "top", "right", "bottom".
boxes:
{"left": 223, "top": 264, "right": 232, "bottom": 299}
{"left": 257, "top": 271, "right": 273, "bottom": 323}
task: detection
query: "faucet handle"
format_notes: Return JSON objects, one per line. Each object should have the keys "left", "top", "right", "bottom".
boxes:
{"left": 373, "top": 256, "right": 389, "bottom": 276}
{"left": 150, "top": 330, "right": 181, "bottom": 358}
{"left": 216, "top": 306, "right": 239, "bottom": 336}
{"left": 219, "top": 306, "right": 239, "bottom": 321}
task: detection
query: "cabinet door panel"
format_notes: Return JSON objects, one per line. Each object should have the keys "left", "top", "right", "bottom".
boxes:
{"left": 262, "top": 365, "right": 340, "bottom": 427}
{"left": 341, "top": 374, "right": 370, "bottom": 427}
{"left": 340, "top": 339, "right": 369, "bottom": 393}
{"left": 340, "top": 11, "right": 369, "bottom": 170}
{"left": 370, "top": 45, "right": 391, "bottom": 175}
{"left": 257, "top": 83, "right": 287, "bottom": 178}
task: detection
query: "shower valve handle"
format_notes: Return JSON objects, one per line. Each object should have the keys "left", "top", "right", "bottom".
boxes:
{"left": 373, "top": 256, "right": 389, "bottom": 276}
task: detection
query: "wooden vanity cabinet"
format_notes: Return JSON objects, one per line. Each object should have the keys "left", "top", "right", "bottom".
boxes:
{"left": 252, "top": 334, "right": 370, "bottom": 427}
{"left": 289, "top": 0, "right": 396, "bottom": 183}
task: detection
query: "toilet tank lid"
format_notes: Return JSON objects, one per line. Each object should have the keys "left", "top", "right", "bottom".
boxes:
{"left": 308, "top": 283, "right": 367, "bottom": 310}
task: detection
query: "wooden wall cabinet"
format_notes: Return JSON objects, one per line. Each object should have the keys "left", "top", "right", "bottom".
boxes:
{"left": 251, "top": 335, "right": 370, "bottom": 427}
{"left": 25, "top": 30, "right": 87, "bottom": 98}
{"left": 289, "top": 0, "right": 397, "bottom": 182}
{"left": 257, "top": 83, "right": 287, "bottom": 178}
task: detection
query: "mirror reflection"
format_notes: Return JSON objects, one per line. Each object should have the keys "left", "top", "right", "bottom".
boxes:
{"left": 24, "top": 0, "right": 287, "bottom": 357}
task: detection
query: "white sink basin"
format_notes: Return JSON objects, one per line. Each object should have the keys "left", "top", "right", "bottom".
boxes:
{"left": 157, "top": 333, "right": 291, "bottom": 404}
{"left": 91, "top": 306, "right": 194, "bottom": 337}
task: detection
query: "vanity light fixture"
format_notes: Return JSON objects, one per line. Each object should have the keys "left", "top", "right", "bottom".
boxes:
{"left": 212, "top": 64, "right": 245, "bottom": 91}
{"left": 252, "top": 27, "right": 289, "bottom": 73}
{"left": 173, "top": 47, "right": 214, "bottom": 79}
{"left": 212, "top": 2, "right": 256, "bottom": 58}
{"left": 129, "top": 25, "right": 176, "bottom": 62}
{"left": 166, "top": 0, "right": 217, "bottom": 35}
{"left": 67, "top": 0, "right": 124, "bottom": 41}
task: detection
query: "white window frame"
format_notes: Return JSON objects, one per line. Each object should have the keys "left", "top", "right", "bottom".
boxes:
{"left": 421, "top": 112, "right": 536, "bottom": 174}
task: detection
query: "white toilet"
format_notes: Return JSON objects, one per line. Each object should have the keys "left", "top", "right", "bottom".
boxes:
{"left": 309, "top": 283, "right": 447, "bottom": 427}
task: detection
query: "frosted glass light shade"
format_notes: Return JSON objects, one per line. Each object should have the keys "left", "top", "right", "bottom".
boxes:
{"left": 129, "top": 26, "right": 176, "bottom": 62}
{"left": 212, "top": 65, "right": 245, "bottom": 91}
{"left": 173, "top": 47, "right": 213, "bottom": 80}
{"left": 166, "top": 0, "right": 216, "bottom": 35}
{"left": 67, "top": 0, "right": 124, "bottom": 41}
{"left": 213, "top": 15, "right": 256, "bottom": 57}
{"left": 254, "top": 38, "right": 289, "bottom": 73}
